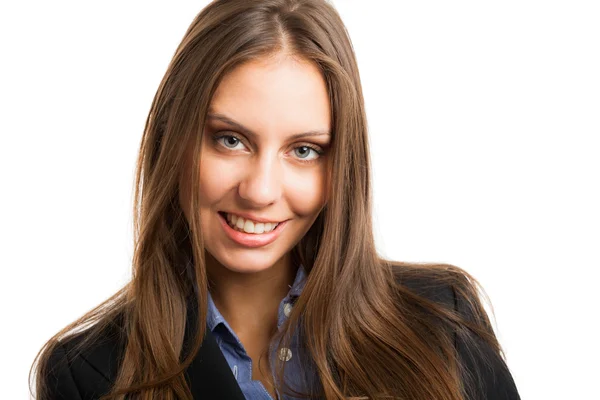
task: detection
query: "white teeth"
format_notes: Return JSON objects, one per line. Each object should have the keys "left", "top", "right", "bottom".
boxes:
{"left": 243, "top": 220, "right": 254, "bottom": 233}
{"left": 235, "top": 217, "right": 244, "bottom": 230}
{"left": 225, "top": 213, "right": 279, "bottom": 234}
{"left": 254, "top": 223, "right": 265, "bottom": 234}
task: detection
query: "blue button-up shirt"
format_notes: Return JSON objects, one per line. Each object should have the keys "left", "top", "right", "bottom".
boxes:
{"left": 207, "top": 264, "right": 319, "bottom": 399}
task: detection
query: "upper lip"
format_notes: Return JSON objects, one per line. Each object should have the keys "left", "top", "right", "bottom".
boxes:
{"left": 221, "top": 211, "right": 285, "bottom": 224}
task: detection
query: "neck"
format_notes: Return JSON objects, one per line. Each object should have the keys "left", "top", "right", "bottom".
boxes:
{"left": 205, "top": 251, "right": 297, "bottom": 338}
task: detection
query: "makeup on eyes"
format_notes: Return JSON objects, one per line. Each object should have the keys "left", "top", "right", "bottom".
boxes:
{"left": 208, "top": 130, "right": 329, "bottom": 164}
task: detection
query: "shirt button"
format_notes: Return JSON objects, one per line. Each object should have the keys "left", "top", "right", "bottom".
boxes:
{"left": 283, "top": 302, "right": 293, "bottom": 317}
{"left": 279, "top": 347, "right": 292, "bottom": 362}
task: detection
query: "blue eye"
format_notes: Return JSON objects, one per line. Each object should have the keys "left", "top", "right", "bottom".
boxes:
{"left": 215, "top": 134, "right": 246, "bottom": 150}
{"left": 294, "top": 146, "right": 319, "bottom": 160}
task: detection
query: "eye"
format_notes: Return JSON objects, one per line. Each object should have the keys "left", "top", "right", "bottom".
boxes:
{"left": 215, "top": 134, "right": 247, "bottom": 150}
{"left": 293, "top": 145, "right": 322, "bottom": 162}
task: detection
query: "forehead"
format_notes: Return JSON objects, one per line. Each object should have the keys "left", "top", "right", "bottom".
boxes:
{"left": 208, "top": 56, "right": 331, "bottom": 138}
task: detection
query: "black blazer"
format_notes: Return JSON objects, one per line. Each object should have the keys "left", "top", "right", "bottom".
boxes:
{"left": 43, "top": 275, "right": 521, "bottom": 399}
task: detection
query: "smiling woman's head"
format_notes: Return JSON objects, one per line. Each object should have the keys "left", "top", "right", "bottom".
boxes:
{"left": 179, "top": 54, "right": 332, "bottom": 276}
{"left": 32, "top": 1, "right": 501, "bottom": 399}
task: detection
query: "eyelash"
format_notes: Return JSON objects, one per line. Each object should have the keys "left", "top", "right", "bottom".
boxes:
{"left": 211, "top": 132, "right": 325, "bottom": 164}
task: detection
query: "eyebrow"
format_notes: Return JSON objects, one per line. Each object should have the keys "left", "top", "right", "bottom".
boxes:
{"left": 206, "top": 111, "right": 331, "bottom": 141}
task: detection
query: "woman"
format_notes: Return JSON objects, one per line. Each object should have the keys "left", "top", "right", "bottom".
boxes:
{"left": 31, "top": 0, "right": 521, "bottom": 399}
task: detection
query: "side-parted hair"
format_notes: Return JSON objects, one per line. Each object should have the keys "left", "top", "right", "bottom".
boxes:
{"left": 31, "top": 1, "right": 506, "bottom": 399}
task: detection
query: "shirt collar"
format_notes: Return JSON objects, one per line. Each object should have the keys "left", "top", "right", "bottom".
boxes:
{"left": 206, "top": 263, "right": 308, "bottom": 332}
{"left": 287, "top": 262, "right": 308, "bottom": 298}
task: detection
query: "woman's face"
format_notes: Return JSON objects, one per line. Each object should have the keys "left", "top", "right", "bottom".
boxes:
{"left": 180, "top": 55, "right": 331, "bottom": 274}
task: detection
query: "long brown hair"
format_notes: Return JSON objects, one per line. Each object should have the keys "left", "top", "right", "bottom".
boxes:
{"left": 30, "top": 0, "right": 507, "bottom": 399}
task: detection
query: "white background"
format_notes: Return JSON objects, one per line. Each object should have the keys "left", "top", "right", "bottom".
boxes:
{"left": 1, "top": 1, "right": 598, "bottom": 399}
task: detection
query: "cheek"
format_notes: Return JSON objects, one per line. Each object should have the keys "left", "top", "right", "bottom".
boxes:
{"left": 198, "top": 156, "right": 240, "bottom": 204}
{"left": 286, "top": 167, "right": 327, "bottom": 216}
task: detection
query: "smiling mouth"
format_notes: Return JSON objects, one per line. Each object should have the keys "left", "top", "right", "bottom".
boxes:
{"left": 218, "top": 212, "right": 281, "bottom": 234}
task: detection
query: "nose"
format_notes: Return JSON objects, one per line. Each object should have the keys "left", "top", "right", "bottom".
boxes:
{"left": 237, "top": 152, "right": 283, "bottom": 208}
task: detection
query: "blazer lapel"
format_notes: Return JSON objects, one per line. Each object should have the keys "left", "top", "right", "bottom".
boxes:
{"left": 184, "top": 328, "right": 246, "bottom": 399}
{"left": 183, "top": 295, "right": 246, "bottom": 399}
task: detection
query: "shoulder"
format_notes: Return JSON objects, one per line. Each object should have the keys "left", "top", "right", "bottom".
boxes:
{"left": 392, "top": 261, "right": 459, "bottom": 315}
{"left": 392, "top": 262, "right": 521, "bottom": 399}
{"left": 40, "top": 314, "right": 126, "bottom": 400}
{"left": 392, "top": 261, "right": 495, "bottom": 320}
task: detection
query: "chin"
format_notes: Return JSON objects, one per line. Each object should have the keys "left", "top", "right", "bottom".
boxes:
{"left": 210, "top": 248, "right": 286, "bottom": 274}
